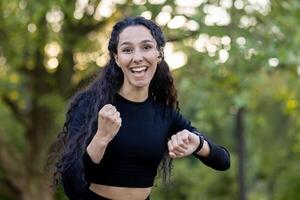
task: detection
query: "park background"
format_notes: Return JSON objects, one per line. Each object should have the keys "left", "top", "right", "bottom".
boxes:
{"left": 0, "top": 0, "right": 299, "bottom": 199}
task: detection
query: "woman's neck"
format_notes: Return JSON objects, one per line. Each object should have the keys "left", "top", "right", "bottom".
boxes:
{"left": 118, "top": 86, "right": 149, "bottom": 102}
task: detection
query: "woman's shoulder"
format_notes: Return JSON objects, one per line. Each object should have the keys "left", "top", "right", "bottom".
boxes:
{"left": 66, "top": 90, "right": 95, "bottom": 133}
{"left": 71, "top": 90, "right": 95, "bottom": 106}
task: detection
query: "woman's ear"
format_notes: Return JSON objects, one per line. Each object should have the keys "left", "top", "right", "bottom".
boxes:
{"left": 114, "top": 54, "right": 120, "bottom": 67}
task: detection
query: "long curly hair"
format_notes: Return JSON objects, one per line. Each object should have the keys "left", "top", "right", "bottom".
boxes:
{"left": 50, "top": 16, "right": 178, "bottom": 193}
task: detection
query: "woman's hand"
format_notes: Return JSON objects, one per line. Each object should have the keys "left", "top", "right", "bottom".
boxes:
{"left": 96, "top": 104, "right": 122, "bottom": 144}
{"left": 167, "top": 129, "right": 200, "bottom": 159}
{"left": 87, "top": 104, "right": 122, "bottom": 163}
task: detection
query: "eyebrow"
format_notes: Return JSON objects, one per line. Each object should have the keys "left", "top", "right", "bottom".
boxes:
{"left": 119, "top": 39, "right": 155, "bottom": 47}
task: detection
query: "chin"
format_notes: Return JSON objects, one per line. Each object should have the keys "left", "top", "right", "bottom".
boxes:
{"left": 133, "top": 81, "right": 149, "bottom": 88}
{"left": 134, "top": 84, "right": 148, "bottom": 88}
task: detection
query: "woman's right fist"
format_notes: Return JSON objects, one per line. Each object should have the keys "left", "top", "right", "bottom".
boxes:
{"left": 96, "top": 104, "right": 122, "bottom": 143}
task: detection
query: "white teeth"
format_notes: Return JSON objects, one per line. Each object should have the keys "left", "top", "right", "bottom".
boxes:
{"left": 130, "top": 66, "right": 147, "bottom": 73}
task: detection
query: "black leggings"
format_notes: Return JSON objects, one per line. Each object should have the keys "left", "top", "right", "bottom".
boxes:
{"left": 81, "top": 189, "right": 150, "bottom": 200}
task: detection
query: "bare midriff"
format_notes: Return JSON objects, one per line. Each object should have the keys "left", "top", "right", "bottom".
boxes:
{"left": 89, "top": 183, "right": 152, "bottom": 200}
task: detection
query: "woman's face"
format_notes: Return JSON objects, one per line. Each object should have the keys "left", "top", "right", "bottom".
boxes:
{"left": 115, "top": 25, "right": 160, "bottom": 92}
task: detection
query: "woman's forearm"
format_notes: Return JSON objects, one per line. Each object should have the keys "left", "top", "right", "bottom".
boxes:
{"left": 86, "top": 131, "right": 110, "bottom": 164}
{"left": 194, "top": 138, "right": 230, "bottom": 171}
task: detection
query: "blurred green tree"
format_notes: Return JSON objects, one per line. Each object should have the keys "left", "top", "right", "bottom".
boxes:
{"left": 0, "top": 0, "right": 299, "bottom": 200}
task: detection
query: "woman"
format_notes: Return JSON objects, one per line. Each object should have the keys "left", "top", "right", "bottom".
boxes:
{"left": 52, "top": 16, "right": 230, "bottom": 200}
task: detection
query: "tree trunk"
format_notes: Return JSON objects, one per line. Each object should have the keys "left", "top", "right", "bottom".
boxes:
{"left": 21, "top": 174, "right": 54, "bottom": 200}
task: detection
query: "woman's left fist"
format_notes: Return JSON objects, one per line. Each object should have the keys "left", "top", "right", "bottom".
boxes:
{"left": 167, "top": 129, "right": 199, "bottom": 158}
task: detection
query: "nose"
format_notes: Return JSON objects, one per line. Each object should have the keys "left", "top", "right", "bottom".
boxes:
{"left": 132, "top": 50, "right": 143, "bottom": 64}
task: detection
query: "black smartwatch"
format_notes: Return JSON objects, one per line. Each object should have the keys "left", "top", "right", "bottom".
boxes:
{"left": 193, "top": 132, "right": 204, "bottom": 155}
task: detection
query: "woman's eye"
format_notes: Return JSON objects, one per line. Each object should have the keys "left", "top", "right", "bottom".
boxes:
{"left": 122, "top": 48, "right": 132, "bottom": 53}
{"left": 143, "top": 45, "right": 153, "bottom": 50}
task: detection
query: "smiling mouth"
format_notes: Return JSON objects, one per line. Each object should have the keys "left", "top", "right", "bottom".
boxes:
{"left": 130, "top": 66, "right": 148, "bottom": 73}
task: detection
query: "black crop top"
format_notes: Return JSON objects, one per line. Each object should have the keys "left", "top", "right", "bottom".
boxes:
{"left": 78, "top": 94, "right": 230, "bottom": 188}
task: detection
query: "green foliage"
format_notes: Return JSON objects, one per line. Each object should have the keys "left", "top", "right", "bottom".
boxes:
{"left": 0, "top": 0, "right": 300, "bottom": 199}
{"left": 0, "top": 101, "right": 25, "bottom": 151}
{"left": 153, "top": 158, "right": 237, "bottom": 200}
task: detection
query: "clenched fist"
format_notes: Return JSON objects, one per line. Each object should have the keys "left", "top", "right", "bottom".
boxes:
{"left": 167, "top": 129, "right": 200, "bottom": 159}
{"left": 96, "top": 104, "right": 122, "bottom": 143}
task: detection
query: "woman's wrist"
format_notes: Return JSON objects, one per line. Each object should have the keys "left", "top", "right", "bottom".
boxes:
{"left": 95, "top": 130, "right": 113, "bottom": 145}
{"left": 192, "top": 132, "right": 210, "bottom": 157}
{"left": 193, "top": 134, "right": 204, "bottom": 155}
{"left": 195, "top": 140, "right": 210, "bottom": 157}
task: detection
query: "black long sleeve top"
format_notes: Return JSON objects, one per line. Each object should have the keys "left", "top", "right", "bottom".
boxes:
{"left": 80, "top": 94, "right": 230, "bottom": 187}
